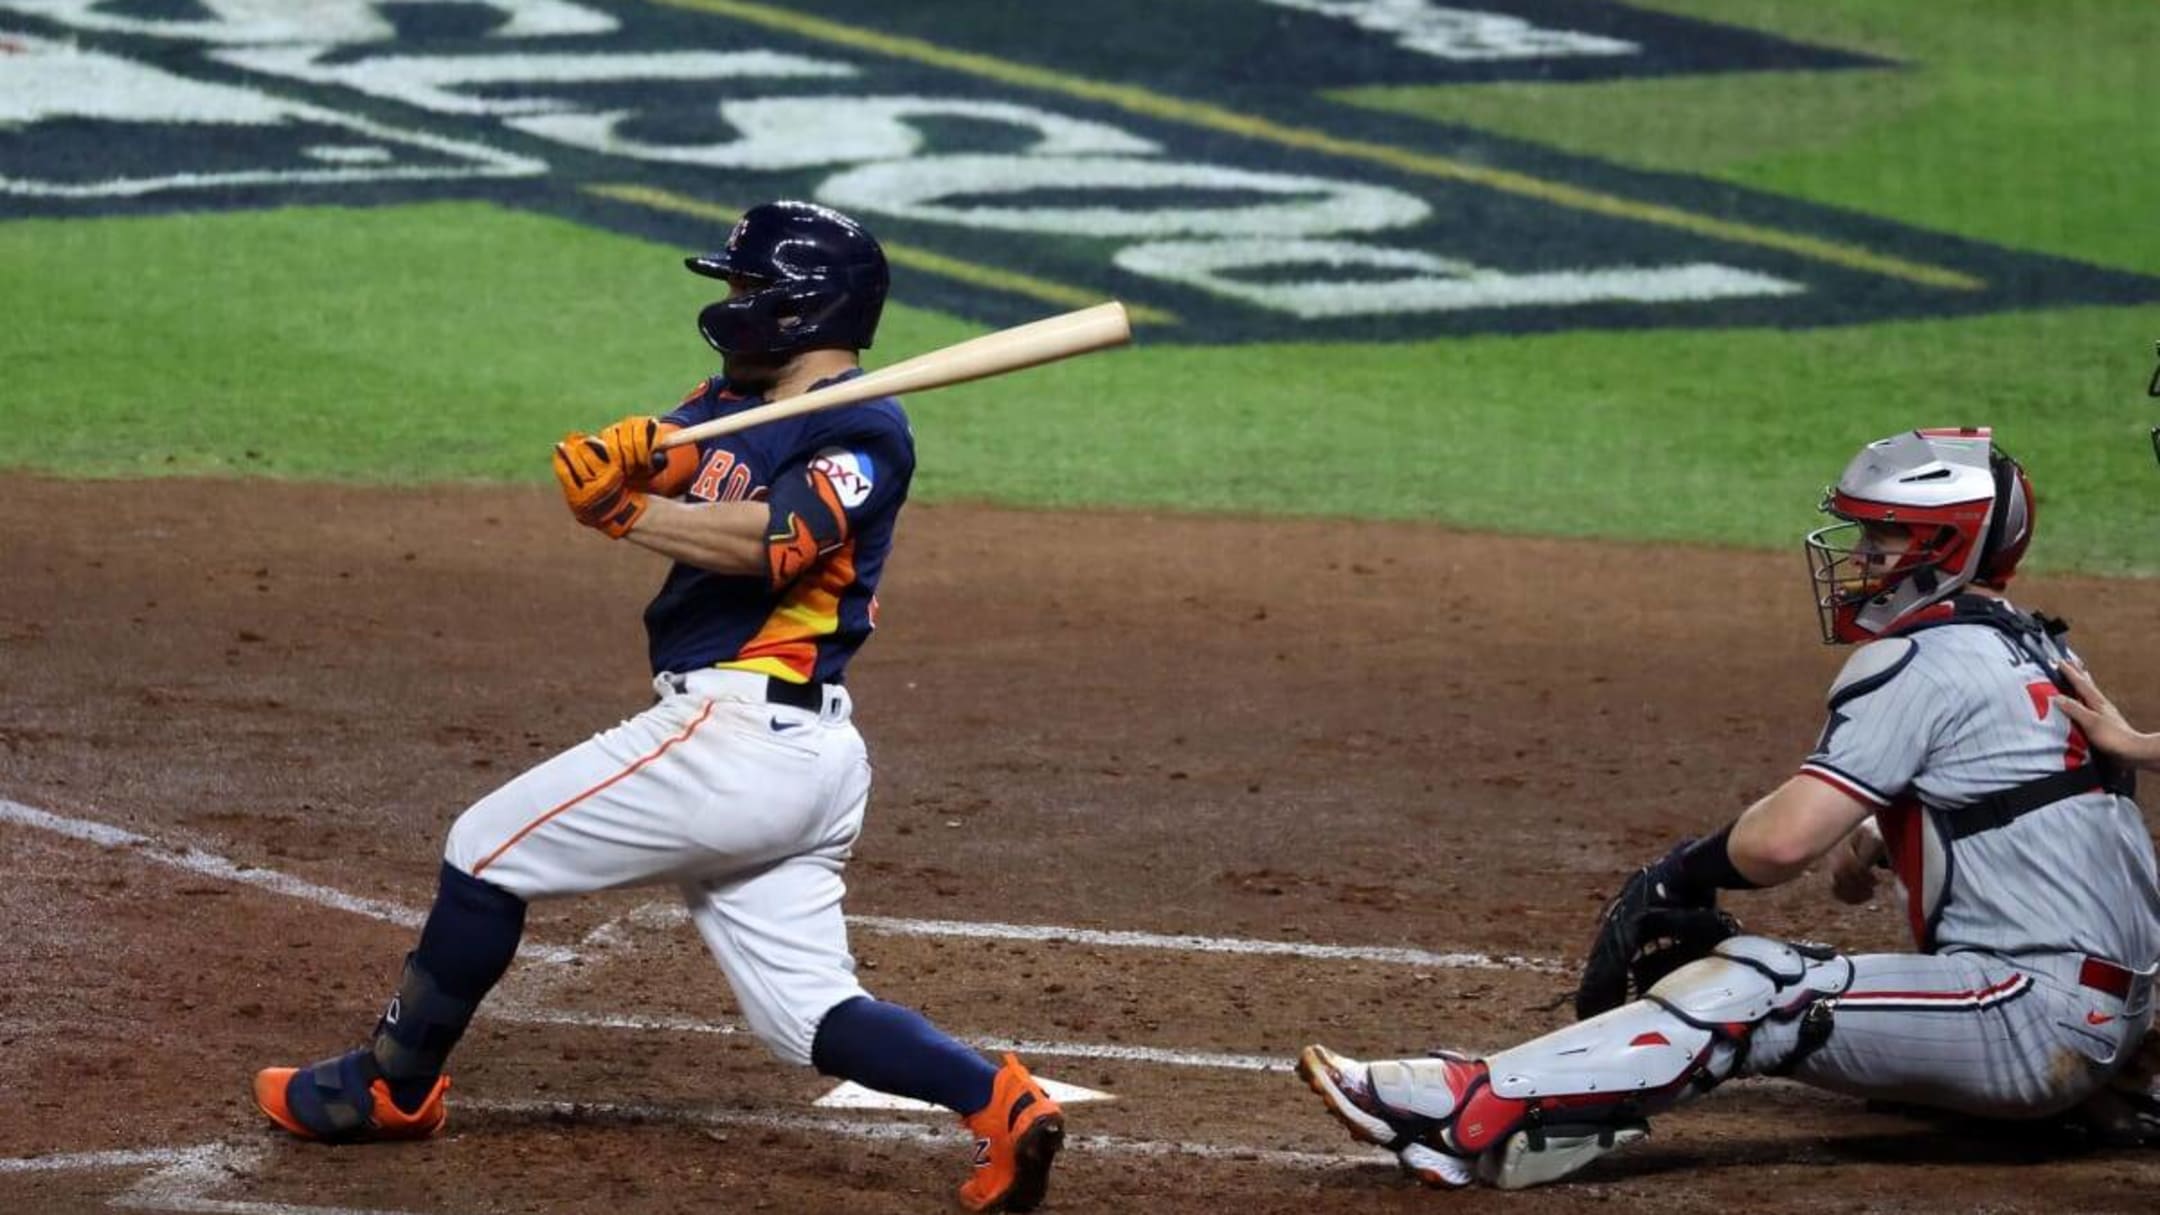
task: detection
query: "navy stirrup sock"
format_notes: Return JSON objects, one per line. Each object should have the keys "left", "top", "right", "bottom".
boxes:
{"left": 811, "top": 996, "right": 999, "bottom": 1115}
{"left": 412, "top": 860, "right": 527, "bottom": 999}
{"left": 371, "top": 862, "right": 527, "bottom": 1111}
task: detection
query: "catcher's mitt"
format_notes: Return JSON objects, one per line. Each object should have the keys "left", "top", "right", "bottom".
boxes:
{"left": 1573, "top": 858, "right": 1740, "bottom": 1020}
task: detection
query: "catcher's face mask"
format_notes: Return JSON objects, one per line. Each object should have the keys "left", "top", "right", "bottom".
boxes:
{"left": 1806, "top": 512, "right": 1949, "bottom": 645}
{"left": 1803, "top": 429, "right": 2013, "bottom": 646}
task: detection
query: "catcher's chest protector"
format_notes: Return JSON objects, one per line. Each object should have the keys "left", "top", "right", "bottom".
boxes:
{"left": 1808, "top": 599, "right": 2154, "bottom": 963}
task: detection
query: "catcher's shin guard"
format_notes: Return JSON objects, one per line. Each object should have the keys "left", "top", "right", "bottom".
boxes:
{"left": 1305, "top": 936, "right": 1852, "bottom": 1190}
{"left": 1476, "top": 935, "right": 1851, "bottom": 1187}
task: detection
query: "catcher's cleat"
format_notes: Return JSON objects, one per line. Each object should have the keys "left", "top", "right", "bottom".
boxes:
{"left": 253, "top": 1048, "right": 449, "bottom": 1144}
{"left": 1295, "top": 1044, "right": 1476, "bottom": 1188}
{"left": 1296, "top": 1045, "right": 1423, "bottom": 1148}
{"left": 957, "top": 1053, "right": 1065, "bottom": 1213}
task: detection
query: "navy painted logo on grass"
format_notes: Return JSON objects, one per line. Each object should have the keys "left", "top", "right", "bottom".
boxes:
{"left": 2, "top": 0, "right": 2155, "bottom": 343}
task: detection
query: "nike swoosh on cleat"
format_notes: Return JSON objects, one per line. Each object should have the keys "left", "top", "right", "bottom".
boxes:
{"left": 770, "top": 717, "right": 805, "bottom": 733}
{"left": 2087, "top": 1010, "right": 2116, "bottom": 1026}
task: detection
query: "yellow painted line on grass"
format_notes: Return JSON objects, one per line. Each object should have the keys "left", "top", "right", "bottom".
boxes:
{"left": 587, "top": 183, "right": 1179, "bottom": 325}
{"left": 651, "top": 0, "right": 1986, "bottom": 292}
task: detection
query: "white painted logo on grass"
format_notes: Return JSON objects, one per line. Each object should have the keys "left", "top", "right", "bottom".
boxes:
{"left": 0, "top": 34, "right": 544, "bottom": 197}
{"left": 1261, "top": 0, "right": 1637, "bottom": 61}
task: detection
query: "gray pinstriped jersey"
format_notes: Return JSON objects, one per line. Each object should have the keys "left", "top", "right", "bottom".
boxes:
{"left": 1800, "top": 606, "right": 2160, "bottom": 966}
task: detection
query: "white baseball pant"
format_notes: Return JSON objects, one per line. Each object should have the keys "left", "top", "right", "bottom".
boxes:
{"left": 444, "top": 668, "right": 872, "bottom": 1065}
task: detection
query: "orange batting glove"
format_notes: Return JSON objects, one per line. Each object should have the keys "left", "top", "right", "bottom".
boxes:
{"left": 599, "top": 415, "right": 699, "bottom": 497}
{"left": 551, "top": 432, "right": 646, "bottom": 538}
{"left": 599, "top": 415, "right": 661, "bottom": 488}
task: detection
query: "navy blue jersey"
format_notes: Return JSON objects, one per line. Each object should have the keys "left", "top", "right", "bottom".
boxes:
{"left": 644, "top": 371, "right": 913, "bottom": 684}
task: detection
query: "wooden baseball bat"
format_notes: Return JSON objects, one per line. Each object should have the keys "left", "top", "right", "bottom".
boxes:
{"left": 656, "top": 301, "right": 1132, "bottom": 450}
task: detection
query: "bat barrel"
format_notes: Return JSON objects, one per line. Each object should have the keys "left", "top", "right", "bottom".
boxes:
{"left": 655, "top": 301, "right": 1132, "bottom": 450}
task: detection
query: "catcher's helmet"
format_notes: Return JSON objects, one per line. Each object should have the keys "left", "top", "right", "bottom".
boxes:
{"left": 1805, "top": 427, "right": 2035, "bottom": 645}
{"left": 686, "top": 200, "right": 888, "bottom": 357}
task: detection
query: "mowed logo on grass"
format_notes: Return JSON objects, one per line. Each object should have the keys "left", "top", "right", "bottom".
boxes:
{"left": 3, "top": 0, "right": 2155, "bottom": 342}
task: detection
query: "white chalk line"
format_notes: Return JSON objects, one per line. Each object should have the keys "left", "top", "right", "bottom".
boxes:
{"left": 0, "top": 800, "right": 421, "bottom": 929}
{"left": 461, "top": 1096, "right": 1379, "bottom": 1171}
{"left": 591, "top": 900, "right": 1563, "bottom": 972}
{"left": 0, "top": 797, "right": 1314, "bottom": 1072}
{"left": 976, "top": 1035, "right": 1285, "bottom": 1073}
{"left": 0, "top": 797, "right": 1394, "bottom": 1207}
{"left": 484, "top": 1001, "right": 1285, "bottom": 1072}
{"left": 2, "top": 796, "right": 1559, "bottom": 975}
{"left": 853, "top": 913, "right": 1564, "bottom": 972}
{"left": 0, "top": 797, "right": 1472, "bottom": 1074}
{"left": 0, "top": 1110, "right": 1380, "bottom": 1215}
{"left": 0, "top": 1146, "right": 206, "bottom": 1174}
{"left": 0, "top": 795, "right": 1537, "bottom": 1076}
{"left": 0, "top": 1143, "right": 430, "bottom": 1215}
{"left": 0, "top": 798, "right": 573, "bottom": 965}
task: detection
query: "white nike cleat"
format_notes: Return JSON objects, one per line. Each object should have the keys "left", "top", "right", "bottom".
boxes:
{"left": 1296, "top": 1045, "right": 1411, "bottom": 1147}
{"left": 1298, "top": 1044, "right": 1480, "bottom": 1189}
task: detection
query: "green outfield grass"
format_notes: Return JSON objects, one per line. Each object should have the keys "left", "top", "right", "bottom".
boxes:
{"left": 1338, "top": 0, "right": 2157, "bottom": 277}
{"left": 2, "top": 1, "right": 2154, "bottom": 575}
{"left": 2, "top": 203, "right": 2151, "bottom": 575}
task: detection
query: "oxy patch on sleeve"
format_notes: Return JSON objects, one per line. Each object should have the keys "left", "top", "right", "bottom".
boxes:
{"left": 808, "top": 447, "right": 875, "bottom": 509}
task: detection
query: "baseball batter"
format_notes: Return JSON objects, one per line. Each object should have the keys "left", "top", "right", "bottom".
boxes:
{"left": 253, "top": 201, "right": 1065, "bottom": 1214}
{"left": 1298, "top": 428, "right": 2159, "bottom": 1190}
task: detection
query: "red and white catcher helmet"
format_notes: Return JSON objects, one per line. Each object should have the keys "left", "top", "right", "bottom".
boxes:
{"left": 1805, "top": 427, "right": 2035, "bottom": 645}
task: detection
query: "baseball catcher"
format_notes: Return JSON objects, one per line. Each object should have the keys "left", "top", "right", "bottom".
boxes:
{"left": 251, "top": 202, "right": 1063, "bottom": 1213}
{"left": 1298, "top": 427, "right": 2158, "bottom": 1189}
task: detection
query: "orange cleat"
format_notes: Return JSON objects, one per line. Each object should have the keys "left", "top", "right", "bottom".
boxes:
{"left": 956, "top": 1054, "right": 1065, "bottom": 1213}
{"left": 252, "top": 1050, "right": 450, "bottom": 1144}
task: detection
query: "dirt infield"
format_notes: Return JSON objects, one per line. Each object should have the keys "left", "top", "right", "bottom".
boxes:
{"left": 3, "top": 475, "right": 2156, "bottom": 1214}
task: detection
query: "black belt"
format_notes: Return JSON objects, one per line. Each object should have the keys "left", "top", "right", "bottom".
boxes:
{"left": 763, "top": 677, "right": 827, "bottom": 711}
{"left": 662, "top": 672, "right": 828, "bottom": 711}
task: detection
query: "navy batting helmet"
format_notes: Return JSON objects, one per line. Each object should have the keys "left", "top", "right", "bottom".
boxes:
{"left": 686, "top": 201, "right": 888, "bottom": 357}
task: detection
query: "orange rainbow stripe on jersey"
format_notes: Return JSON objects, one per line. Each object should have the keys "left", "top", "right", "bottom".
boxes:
{"left": 721, "top": 542, "right": 858, "bottom": 683}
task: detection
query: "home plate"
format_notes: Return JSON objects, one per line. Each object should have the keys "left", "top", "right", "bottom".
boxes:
{"left": 816, "top": 1078, "right": 1114, "bottom": 1111}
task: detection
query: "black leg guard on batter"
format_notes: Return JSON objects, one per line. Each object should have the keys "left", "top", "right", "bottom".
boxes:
{"left": 368, "top": 862, "right": 525, "bottom": 1111}
{"left": 368, "top": 954, "right": 480, "bottom": 1111}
